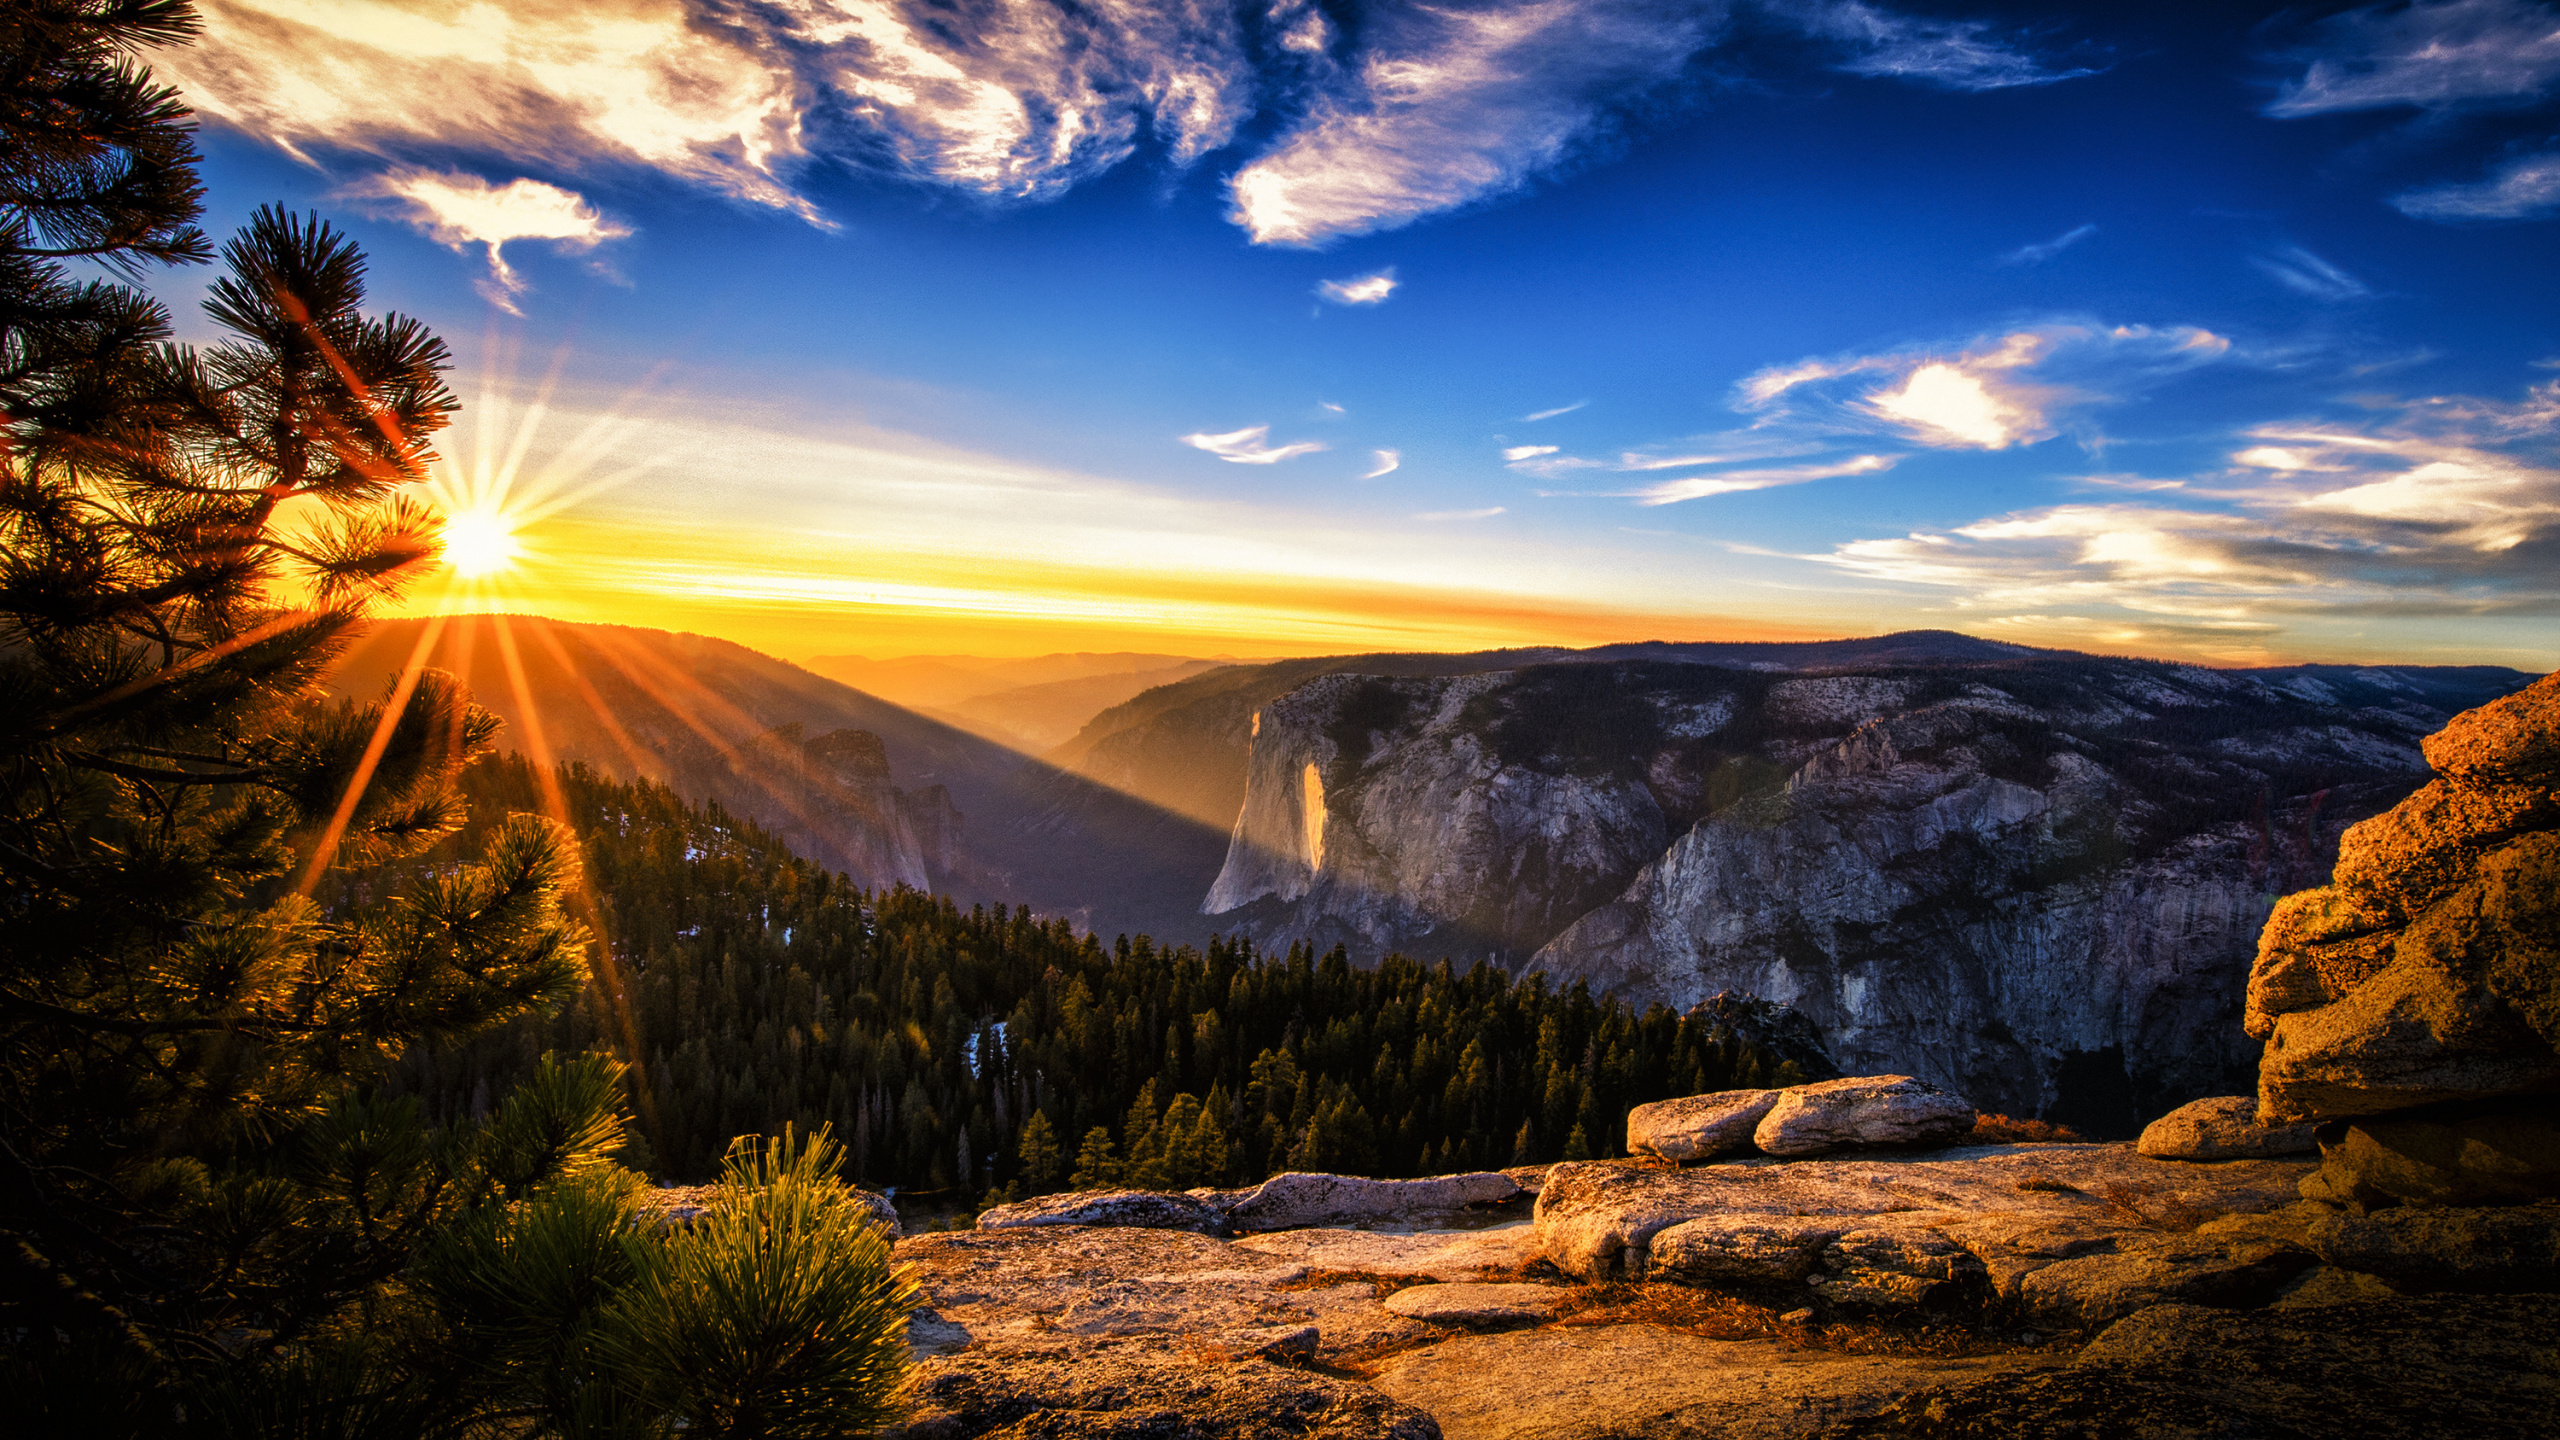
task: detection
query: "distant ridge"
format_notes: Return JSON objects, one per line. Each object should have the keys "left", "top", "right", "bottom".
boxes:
{"left": 327, "top": 615, "right": 1234, "bottom": 944}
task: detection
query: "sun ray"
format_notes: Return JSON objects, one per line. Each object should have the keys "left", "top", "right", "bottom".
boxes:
{"left": 493, "top": 613, "right": 663, "bottom": 1149}
{"left": 295, "top": 605, "right": 452, "bottom": 896}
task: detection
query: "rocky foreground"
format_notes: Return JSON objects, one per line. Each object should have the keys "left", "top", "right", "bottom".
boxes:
{"left": 864, "top": 1140, "right": 2554, "bottom": 1439}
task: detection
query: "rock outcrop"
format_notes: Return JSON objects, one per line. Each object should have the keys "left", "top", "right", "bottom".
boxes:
{"left": 1223, "top": 1170, "right": 1519, "bottom": 1233}
{"left": 1530, "top": 1147, "right": 2315, "bottom": 1328}
{"left": 976, "top": 1188, "right": 1228, "bottom": 1234}
{"left": 1627, "top": 1088, "right": 1782, "bottom": 1161}
{"left": 1755, "top": 1076, "right": 1978, "bottom": 1156}
{"left": 2135, "top": 1096, "right": 2318, "bottom": 1161}
{"left": 1203, "top": 655, "right": 2530, "bottom": 1126}
{"left": 2248, "top": 670, "right": 2560, "bottom": 1205}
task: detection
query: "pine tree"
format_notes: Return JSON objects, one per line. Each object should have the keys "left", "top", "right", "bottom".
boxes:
{"left": 1015, "top": 1110, "right": 1061, "bottom": 1192}
{"left": 1069, "top": 1125, "right": 1123, "bottom": 1190}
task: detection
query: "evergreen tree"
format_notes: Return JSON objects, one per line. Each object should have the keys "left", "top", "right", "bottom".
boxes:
{"left": 1069, "top": 1126, "right": 1123, "bottom": 1190}
{"left": 1014, "top": 1110, "right": 1061, "bottom": 1192}
{"left": 0, "top": 12, "right": 916, "bottom": 1433}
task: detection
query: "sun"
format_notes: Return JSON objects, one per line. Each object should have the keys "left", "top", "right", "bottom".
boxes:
{"left": 441, "top": 506, "right": 524, "bottom": 578}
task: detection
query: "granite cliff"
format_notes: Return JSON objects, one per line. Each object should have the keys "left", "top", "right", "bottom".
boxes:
{"left": 1204, "top": 656, "right": 2533, "bottom": 1129}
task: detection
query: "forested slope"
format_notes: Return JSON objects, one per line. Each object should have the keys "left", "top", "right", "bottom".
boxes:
{"left": 354, "top": 755, "right": 1807, "bottom": 1195}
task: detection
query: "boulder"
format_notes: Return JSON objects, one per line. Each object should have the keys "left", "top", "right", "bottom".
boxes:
{"left": 1380, "top": 1282, "right": 1566, "bottom": 1326}
{"left": 975, "top": 1188, "right": 1227, "bottom": 1234}
{"left": 2306, "top": 1202, "right": 2560, "bottom": 1293}
{"left": 2249, "top": 671, "right": 2560, "bottom": 1168}
{"left": 883, "top": 1349, "right": 1443, "bottom": 1440}
{"left": 2297, "top": 1102, "right": 2560, "bottom": 1208}
{"left": 2135, "top": 1096, "right": 2317, "bottom": 1161}
{"left": 1532, "top": 1146, "right": 2311, "bottom": 1287}
{"left": 1224, "top": 1171, "right": 1518, "bottom": 1233}
{"left": 1626, "top": 1088, "right": 1782, "bottom": 1162}
{"left": 1754, "top": 1075, "right": 1977, "bottom": 1156}
{"left": 1650, "top": 1214, "right": 1846, "bottom": 1285}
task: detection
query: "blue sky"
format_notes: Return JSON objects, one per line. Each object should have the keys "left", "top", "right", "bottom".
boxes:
{"left": 158, "top": 0, "right": 2560, "bottom": 667}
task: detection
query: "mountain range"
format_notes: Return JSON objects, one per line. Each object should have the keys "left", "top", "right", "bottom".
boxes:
{"left": 330, "top": 616, "right": 2534, "bottom": 1130}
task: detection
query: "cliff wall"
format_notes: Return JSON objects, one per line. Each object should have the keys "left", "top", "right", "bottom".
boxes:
{"left": 1208, "top": 658, "right": 2536, "bottom": 1127}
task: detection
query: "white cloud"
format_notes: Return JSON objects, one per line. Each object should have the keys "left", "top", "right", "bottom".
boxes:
{"left": 2253, "top": 245, "right": 2371, "bottom": 301}
{"left": 1630, "top": 454, "right": 1894, "bottom": 504}
{"left": 1740, "top": 322, "right": 2234, "bottom": 450}
{"left": 157, "top": 0, "right": 819, "bottom": 215}
{"left": 1998, "top": 222, "right": 2096, "bottom": 265}
{"left": 1813, "top": 378, "right": 2560, "bottom": 633}
{"left": 1317, "top": 269, "right": 1399, "bottom": 305}
{"left": 1782, "top": 0, "right": 2098, "bottom": 90}
{"left": 354, "top": 169, "right": 630, "bottom": 309}
{"left": 1416, "top": 506, "right": 1507, "bottom": 520}
{"left": 166, "top": 0, "right": 2095, "bottom": 247}
{"left": 1182, "top": 424, "right": 1328, "bottom": 463}
{"left": 1228, "top": 1, "right": 1719, "bottom": 247}
{"left": 1363, "top": 448, "right": 1401, "bottom": 478}
{"left": 1503, "top": 444, "right": 1562, "bottom": 462}
{"left": 2394, "top": 150, "right": 2560, "bottom": 220}
{"left": 1522, "top": 400, "right": 1587, "bottom": 421}
{"left": 2265, "top": 0, "right": 2560, "bottom": 116}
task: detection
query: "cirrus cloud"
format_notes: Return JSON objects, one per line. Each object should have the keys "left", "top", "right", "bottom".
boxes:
{"left": 159, "top": 0, "right": 2094, "bottom": 250}
{"left": 1182, "top": 424, "right": 1328, "bottom": 464}
{"left": 2264, "top": 0, "right": 2560, "bottom": 116}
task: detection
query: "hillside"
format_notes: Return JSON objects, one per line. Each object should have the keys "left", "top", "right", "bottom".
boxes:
{"left": 327, "top": 615, "right": 1231, "bottom": 943}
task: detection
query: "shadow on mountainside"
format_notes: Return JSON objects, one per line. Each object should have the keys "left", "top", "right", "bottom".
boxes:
{"left": 327, "top": 615, "right": 1235, "bottom": 946}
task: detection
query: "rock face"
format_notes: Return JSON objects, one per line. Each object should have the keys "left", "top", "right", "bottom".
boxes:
{"left": 1754, "top": 1076, "right": 1978, "bottom": 1156}
{"left": 976, "top": 1188, "right": 1228, "bottom": 1234}
{"left": 2135, "top": 1096, "right": 2318, "bottom": 1161}
{"left": 1626, "top": 1088, "right": 1783, "bottom": 1161}
{"left": 1203, "top": 655, "right": 2529, "bottom": 1125}
{"left": 1531, "top": 1147, "right": 2316, "bottom": 1328}
{"left": 2248, "top": 670, "right": 2560, "bottom": 1204}
{"left": 1225, "top": 1171, "right": 1520, "bottom": 1233}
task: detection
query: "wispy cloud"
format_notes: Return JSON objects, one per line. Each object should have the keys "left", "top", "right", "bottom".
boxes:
{"left": 1182, "top": 424, "right": 1328, "bottom": 464}
{"left": 1631, "top": 454, "right": 1894, "bottom": 504}
{"left": 1999, "top": 222, "right": 2096, "bottom": 265}
{"left": 156, "top": 0, "right": 818, "bottom": 215}
{"left": 2264, "top": 0, "right": 2560, "bottom": 116}
{"left": 2254, "top": 244, "right": 2371, "bottom": 301}
{"left": 1783, "top": 0, "right": 2100, "bottom": 90}
{"left": 2394, "top": 150, "right": 2560, "bottom": 219}
{"left": 1317, "top": 269, "right": 1400, "bottom": 305}
{"left": 1227, "top": 1, "right": 1717, "bottom": 246}
{"left": 1522, "top": 400, "right": 1588, "bottom": 421}
{"left": 1740, "top": 322, "right": 2234, "bottom": 450}
{"left": 352, "top": 169, "right": 630, "bottom": 310}
{"left": 1813, "top": 377, "right": 2560, "bottom": 641}
{"left": 1363, "top": 449, "right": 1402, "bottom": 478}
{"left": 1417, "top": 506, "right": 1507, "bottom": 520}
{"left": 166, "top": 0, "right": 2096, "bottom": 248}
{"left": 1503, "top": 444, "right": 1561, "bottom": 462}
